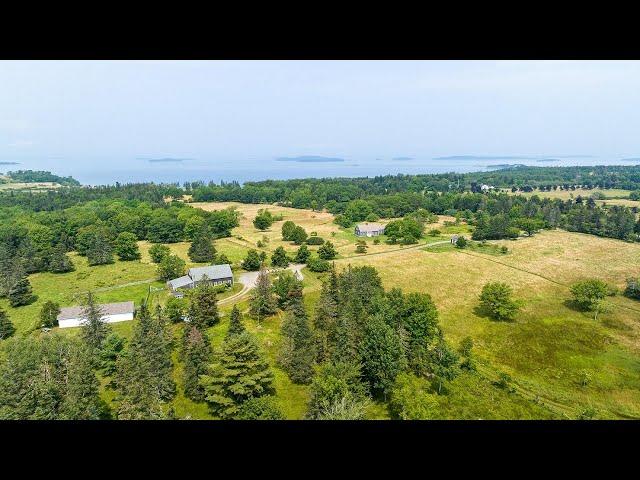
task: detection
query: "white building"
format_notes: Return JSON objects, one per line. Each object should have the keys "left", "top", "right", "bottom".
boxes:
{"left": 355, "top": 222, "right": 386, "bottom": 237}
{"left": 167, "top": 264, "right": 234, "bottom": 298}
{"left": 57, "top": 301, "right": 135, "bottom": 329}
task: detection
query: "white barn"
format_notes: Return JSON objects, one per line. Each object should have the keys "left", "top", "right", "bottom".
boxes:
{"left": 57, "top": 301, "right": 135, "bottom": 329}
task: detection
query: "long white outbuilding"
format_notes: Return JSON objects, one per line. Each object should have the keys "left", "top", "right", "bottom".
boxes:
{"left": 57, "top": 301, "right": 135, "bottom": 328}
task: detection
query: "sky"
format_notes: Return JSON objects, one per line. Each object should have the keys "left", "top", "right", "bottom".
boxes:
{"left": 1, "top": 60, "right": 640, "bottom": 182}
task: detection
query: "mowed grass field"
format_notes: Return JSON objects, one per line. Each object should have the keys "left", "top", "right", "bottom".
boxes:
{"left": 3, "top": 200, "right": 640, "bottom": 419}
{"left": 502, "top": 187, "right": 633, "bottom": 200}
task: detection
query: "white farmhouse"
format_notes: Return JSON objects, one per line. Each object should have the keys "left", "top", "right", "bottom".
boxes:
{"left": 57, "top": 301, "right": 135, "bottom": 329}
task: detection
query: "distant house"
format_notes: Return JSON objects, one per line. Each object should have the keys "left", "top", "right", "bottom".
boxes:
{"left": 450, "top": 234, "right": 459, "bottom": 245}
{"left": 167, "top": 264, "right": 233, "bottom": 297}
{"left": 57, "top": 301, "right": 135, "bottom": 329}
{"left": 355, "top": 222, "right": 386, "bottom": 237}
{"left": 480, "top": 184, "right": 495, "bottom": 192}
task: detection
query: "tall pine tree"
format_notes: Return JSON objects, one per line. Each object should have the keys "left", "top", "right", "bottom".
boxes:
{"left": 115, "top": 304, "right": 176, "bottom": 419}
{"left": 8, "top": 276, "right": 37, "bottom": 307}
{"left": 278, "top": 285, "right": 316, "bottom": 384}
{"left": 200, "top": 331, "right": 274, "bottom": 419}
{"left": 182, "top": 325, "right": 212, "bottom": 402}
{"left": 187, "top": 283, "right": 219, "bottom": 329}
{"left": 226, "top": 305, "right": 245, "bottom": 339}
{"left": 249, "top": 266, "right": 277, "bottom": 321}
{"left": 47, "top": 244, "right": 75, "bottom": 273}
{"left": 80, "top": 292, "right": 110, "bottom": 352}
{"left": 188, "top": 230, "right": 217, "bottom": 263}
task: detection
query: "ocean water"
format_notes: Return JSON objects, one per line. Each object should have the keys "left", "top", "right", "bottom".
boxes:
{"left": 4, "top": 155, "right": 639, "bottom": 186}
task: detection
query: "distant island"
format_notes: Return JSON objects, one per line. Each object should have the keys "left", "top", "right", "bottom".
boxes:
{"left": 486, "top": 163, "right": 527, "bottom": 169}
{"left": 536, "top": 158, "right": 560, "bottom": 163}
{"left": 275, "top": 156, "right": 345, "bottom": 163}
{"left": 435, "top": 155, "right": 539, "bottom": 161}
{"left": 145, "top": 158, "right": 189, "bottom": 163}
{"left": 621, "top": 157, "right": 640, "bottom": 162}
{"left": 0, "top": 162, "right": 19, "bottom": 165}
{"left": 392, "top": 157, "right": 413, "bottom": 161}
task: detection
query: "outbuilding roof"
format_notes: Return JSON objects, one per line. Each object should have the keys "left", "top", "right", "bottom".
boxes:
{"left": 167, "top": 275, "right": 194, "bottom": 289}
{"left": 356, "top": 222, "right": 386, "bottom": 233}
{"left": 188, "top": 264, "right": 233, "bottom": 282}
{"left": 57, "top": 301, "right": 135, "bottom": 321}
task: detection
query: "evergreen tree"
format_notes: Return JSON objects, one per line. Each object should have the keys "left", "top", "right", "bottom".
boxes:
{"left": 8, "top": 276, "right": 37, "bottom": 307}
{"left": 272, "top": 270, "right": 303, "bottom": 309}
{"left": 0, "top": 307, "right": 15, "bottom": 340}
{"left": 86, "top": 233, "right": 114, "bottom": 266}
{"left": 80, "top": 292, "right": 110, "bottom": 352}
{"left": 242, "top": 249, "right": 263, "bottom": 271}
{"left": 200, "top": 331, "right": 274, "bottom": 419}
{"left": 249, "top": 267, "right": 277, "bottom": 321}
{"left": 278, "top": 287, "right": 315, "bottom": 384}
{"left": 114, "top": 232, "right": 141, "bottom": 261}
{"left": 226, "top": 305, "right": 245, "bottom": 339}
{"left": 307, "top": 361, "right": 369, "bottom": 420}
{"left": 188, "top": 231, "right": 217, "bottom": 263}
{"left": 59, "top": 342, "right": 104, "bottom": 420}
{"left": 182, "top": 325, "right": 212, "bottom": 402}
{"left": 318, "top": 241, "right": 338, "bottom": 260}
{"left": 271, "top": 246, "right": 289, "bottom": 268}
{"left": 187, "top": 283, "right": 220, "bottom": 329}
{"left": 47, "top": 244, "right": 75, "bottom": 273}
{"left": 359, "top": 314, "right": 404, "bottom": 398}
{"left": 39, "top": 300, "right": 61, "bottom": 328}
{"left": 313, "top": 281, "right": 339, "bottom": 363}
{"left": 236, "top": 396, "right": 284, "bottom": 420}
{"left": 294, "top": 244, "right": 311, "bottom": 263}
{"left": 115, "top": 304, "right": 175, "bottom": 419}
{"left": 99, "top": 333, "right": 126, "bottom": 376}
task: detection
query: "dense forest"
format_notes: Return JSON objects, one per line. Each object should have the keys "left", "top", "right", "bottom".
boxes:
{"left": 3, "top": 170, "right": 81, "bottom": 186}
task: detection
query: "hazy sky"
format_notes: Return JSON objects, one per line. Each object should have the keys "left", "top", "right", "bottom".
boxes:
{"left": 1, "top": 60, "right": 640, "bottom": 168}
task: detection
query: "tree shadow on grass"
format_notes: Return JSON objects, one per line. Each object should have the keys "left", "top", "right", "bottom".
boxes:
{"left": 472, "top": 304, "right": 515, "bottom": 322}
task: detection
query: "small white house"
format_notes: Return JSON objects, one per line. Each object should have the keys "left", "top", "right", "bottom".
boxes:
{"left": 57, "top": 301, "right": 135, "bottom": 329}
{"left": 480, "top": 184, "right": 495, "bottom": 192}
{"left": 355, "top": 222, "right": 386, "bottom": 237}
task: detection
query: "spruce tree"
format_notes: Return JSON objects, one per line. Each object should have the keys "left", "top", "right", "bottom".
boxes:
{"left": 188, "top": 231, "right": 217, "bottom": 263}
{"left": 313, "top": 281, "right": 339, "bottom": 363}
{"left": 294, "top": 244, "right": 311, "bottom": 264}
{"left": 200, "top": 331, "right": 274, "bottom": 419}
{"left": 278, "top": 286, "right": 316, "bottom": 384}
{"left": 182, "top": 325, "right": 212, "bottom": 402}
{"left": 270, "top": 246, "right": 289, "bottom": 268}
{"left": 226, "top": 305, "right": 245, "bottom": 339}
{"left": 187, "top": 283, "right": 219, "bottom": 329}
{"left": 80, "top": 292, "right": 110, "bottom": 351}
{"left": 115, "top": 304, "right": 175, "bottom": 419}
{"left": 0, "top": 307, "right": 15, "bottom": 340}
{"left": 249, "top": 266, "right": 277, "bottom": 321}
{"left": 47, "top": 244, "right": 75, "bottom": 273}
{"left": 8, "top": 276, "right": 37, "bottom": 307}
{"left": 59, "top": 342, "right": 104, "bottom": 420}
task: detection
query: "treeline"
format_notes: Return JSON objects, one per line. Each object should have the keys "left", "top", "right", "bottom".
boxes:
{"left": 5, "top": 170, "right": 81, "bottom": 186}
{"left": 189, "top": 165, "right": 640, "bottom": 208}
{"left": 0, "top": 182, "right": 184, "bottom": 212}
{"left": 0, "top": 198, "right": 239, "bottom": 304}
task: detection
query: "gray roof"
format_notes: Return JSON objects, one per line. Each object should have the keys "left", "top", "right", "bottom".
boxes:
{"left": 57, "top": 301, "right": 135, "bottom": 321}
{"left": 167, "top": 275, "right": 194, "bottom": 289}
{"left": 188, "top": 264, "right": 233, "bottom": 282}
{"left": 356, "top": 222, "right": 385, "bottom": 233}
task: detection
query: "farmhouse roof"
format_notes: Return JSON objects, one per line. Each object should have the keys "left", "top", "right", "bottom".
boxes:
{"left": 356, "top": 223, "right": 385, "bottom": 233}
{"left": 188, "top": 264, "right": 233, "bottom": 282}
{"left": 167, "top": 275, "right": 194, "bottom": 289}
{"left": 57, "top": 301, "right": 135, "bottom": 321}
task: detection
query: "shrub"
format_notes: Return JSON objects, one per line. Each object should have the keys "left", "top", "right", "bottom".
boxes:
{"left": 389, "top": 373, "right": 439, "bottom": 420}
{"left": 455, "top": 236, "right": 468, "bottom": 248}
{"left": 624, "top": 277, "right": 640, "bottom": 300}
{"left": 149, "top": 244, "right": 170, "bottom": 263}
{"left": 317, "top": 241, "right": 337, "bottom": 260}
{"left": 307, "top": 257, "right": 330, "bottom": 272}
{"left": 306, "top": 236, "right": 325, "bottom": 245}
